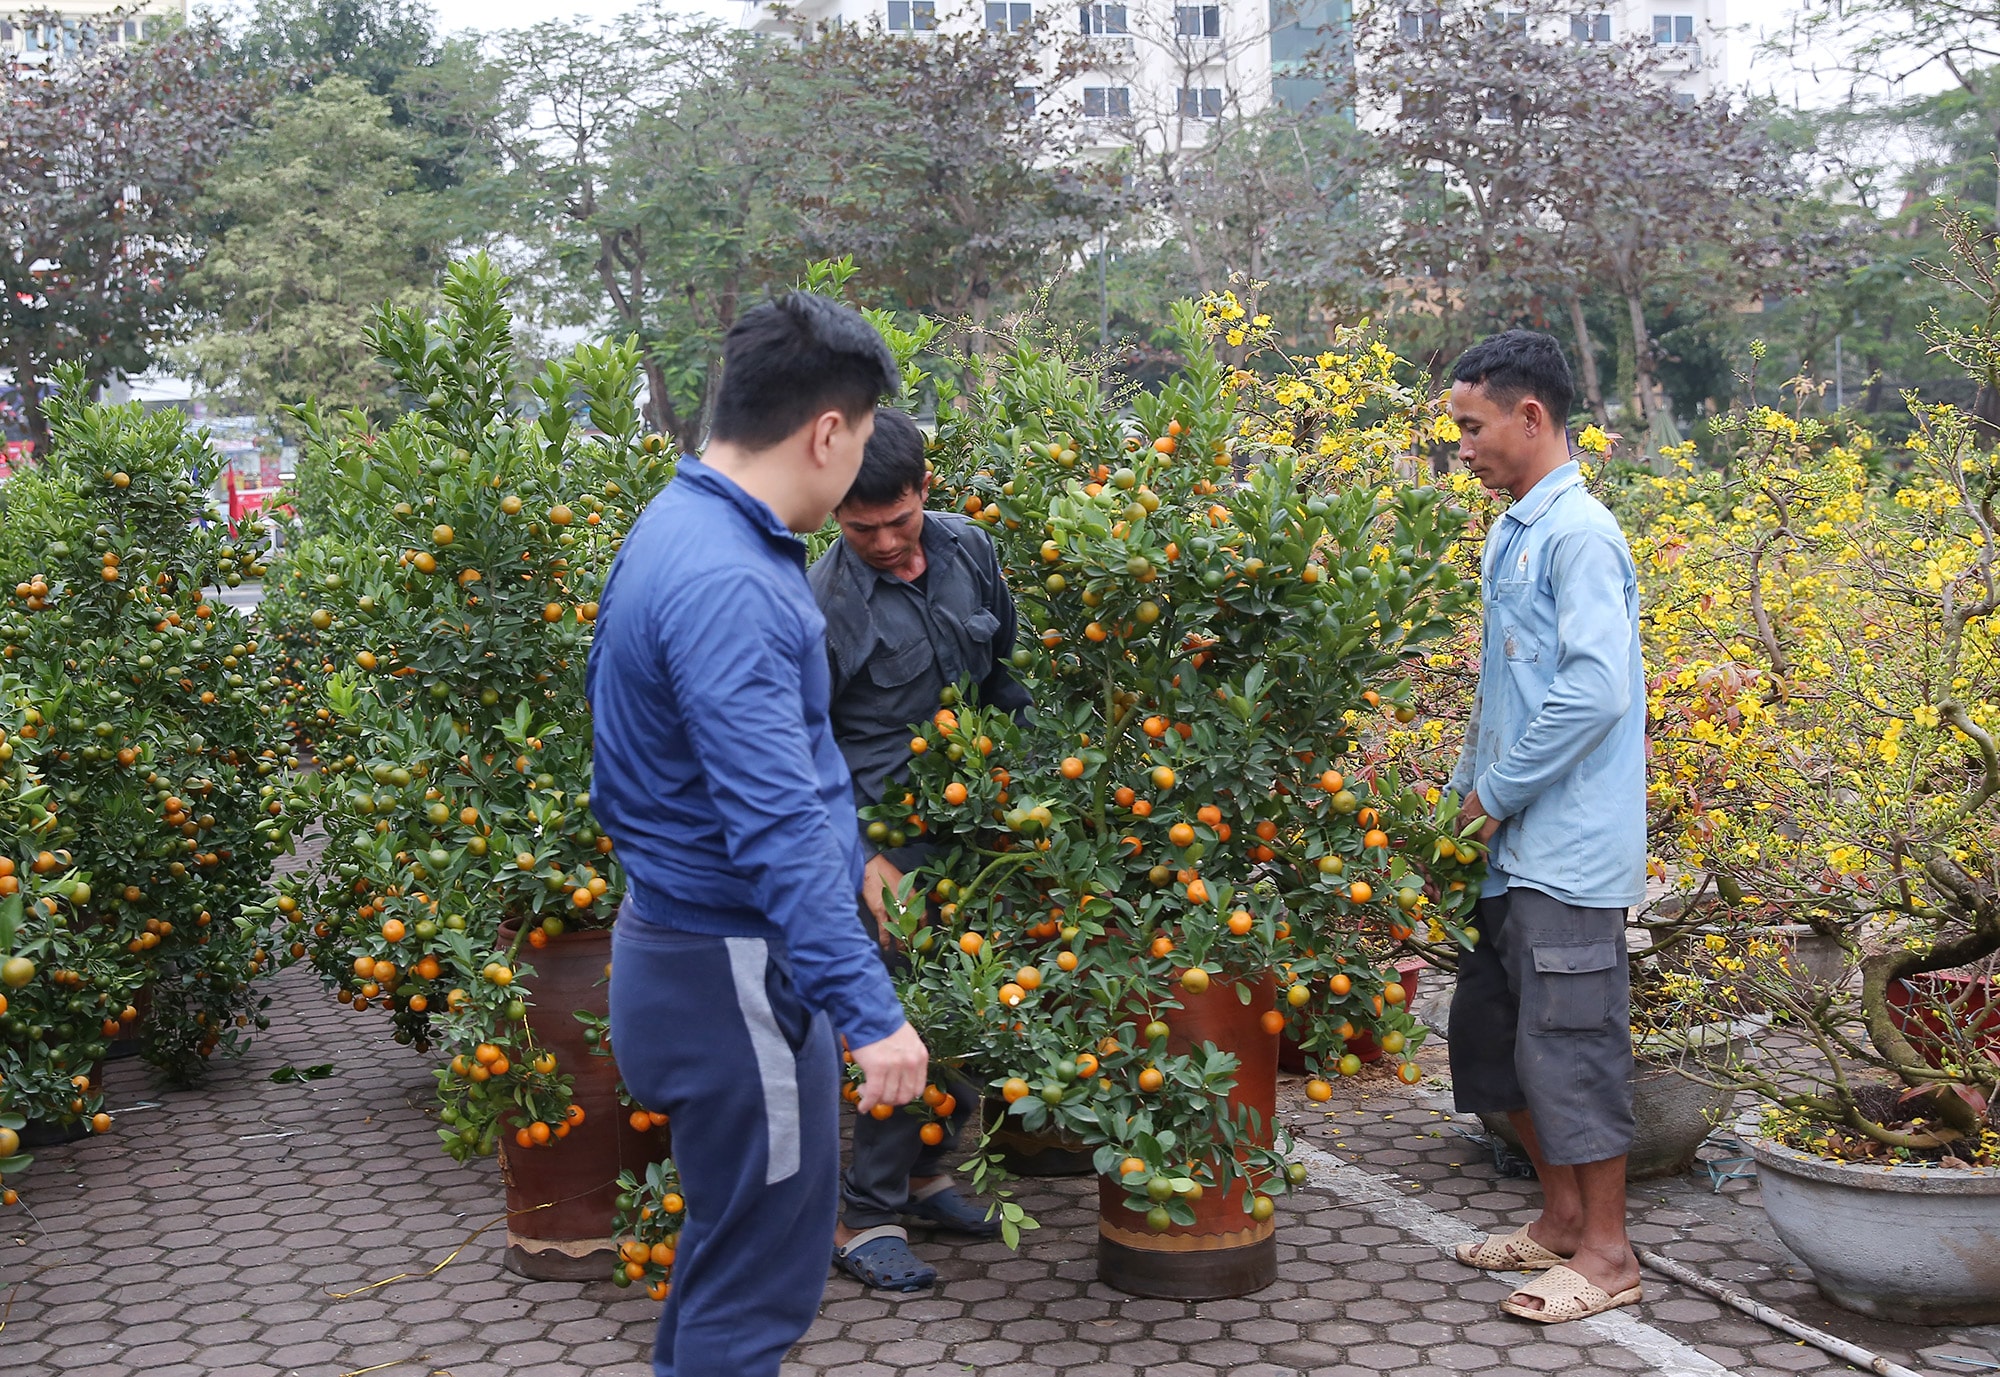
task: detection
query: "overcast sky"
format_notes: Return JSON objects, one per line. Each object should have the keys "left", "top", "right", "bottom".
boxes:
{"left": 428, "top": 0, "right": 737, "bottom": 36}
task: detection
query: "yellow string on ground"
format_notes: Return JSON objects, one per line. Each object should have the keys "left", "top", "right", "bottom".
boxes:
{"left": 324, "top": 1184, "right": 610, "bottom": 1301}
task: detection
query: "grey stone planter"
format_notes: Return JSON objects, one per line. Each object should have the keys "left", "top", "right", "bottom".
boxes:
{"left": 1479, "top": 1024, "right": 1743, "bottom": 1180}
{"left": 1768, "top": 924, "right": 1850, "bottom": 989}
{"left": 1748, "top": 1123, "right": 2000, "bottom": 1325}
{"left": 1694, "top": 922, "right": 1851, "bottom": 990}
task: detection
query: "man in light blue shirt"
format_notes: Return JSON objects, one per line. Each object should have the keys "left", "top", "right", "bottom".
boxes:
{"left": 1441, "top": 331, "right": 1647, "bottom": 1326}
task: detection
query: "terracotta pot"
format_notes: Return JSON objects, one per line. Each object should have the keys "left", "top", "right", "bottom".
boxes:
{"left": 1885, "top": 970, "right": 2000, "bottom": 1069}
{"left": 495, "top": 924, "right": 670, "bottom": 1280}
{"left": 1279, "top": 956, "right": 1425, "bottom": 1072}
{"left": 1099, "top": 972, "right": 1279, "bottom": 1299}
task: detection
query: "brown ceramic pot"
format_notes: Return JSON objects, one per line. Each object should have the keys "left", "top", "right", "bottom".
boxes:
{"left": 1098, "top": 971, "right": 1279, "bottom": 1299}
{"left": 495, "top": 924, "right": 670, "bottom": 1280}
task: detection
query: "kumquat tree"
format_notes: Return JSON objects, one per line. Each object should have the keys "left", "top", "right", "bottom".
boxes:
{"left": 864, "top": 295, "right": 1485, "bottom": 1265}
{"left": 270, "top": 256, "right": 675, "bottom": 1198}
{"left": 1634, "top": 214, "right": 2000, "bottom": 1165}
{"left": 0, "top": 373, "right": 293, "bottom": 1132}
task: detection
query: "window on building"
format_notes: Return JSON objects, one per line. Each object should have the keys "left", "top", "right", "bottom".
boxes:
{"left": 1014, "top": 85, "right": 1038, "bottom": 112}
{"left": 1079, "top": 3, "right": 1128, "bottom": 33}
{"left": 1652, "top": 13, "right": 1694, "bottom": 43}
{"left": 1489, "top": 9, "right": 1526, "bottom": 32}
{"left": 1400, "top": 7, "right": 1440, "bottom": 39}
{"left": 0, "top": 20, "right": 12, "bottom": 42}
{"left": 123, "top": 19, "right": 139, "bottom": 40}
{"left": 1178, "top": 86, "right": 1224, "bottom": 118}
{"left": 887, "top": 1, "right": 937, "bottom": 31}
{"left": 1569, "top": 12, "right": 1609, "bottom": 40}
{"left": 1176, "top": 5, "right": 1220, "bottom": 36}
{"left": 987, "top": 2, "right": 1032, "bottom": 32}
{"left": 1269, "top": 0, "right": 1347, "bottom": 110}
{"left": 1083, "top": 85, "right": 1132, "bottom": 117}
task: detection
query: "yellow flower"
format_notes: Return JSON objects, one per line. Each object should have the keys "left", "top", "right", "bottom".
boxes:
{"left": 1226, "top": 329, "right": 1245, "bottom": 347}
{"left": 1577, "top": 424, "right": 1611, "bottom": 454}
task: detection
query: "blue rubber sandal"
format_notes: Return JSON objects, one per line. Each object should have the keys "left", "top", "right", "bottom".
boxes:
{"left": 902, "top": 1181, "right": 1002, "bottom": 1238}
{"left": 832, "top": 1226, "right": 937, "bottom": 1292}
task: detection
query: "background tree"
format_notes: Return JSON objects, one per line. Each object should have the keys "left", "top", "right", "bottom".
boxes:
{"left": 1314, "top": 1, "right": 1815, "bottom": 435}
{"left": 235, "top": 0, "right": 437, "bottom": 99}
{"left": 477, "top": 6, "right": 812, "bottom": 450}
{"left": 177, "top": 76, "right": 446, "bottom": 423}
{"left": 791, "top": 20, "right": 1122, "bottom": 346}
{"left": 1788, "top": 0, "right": 2000, "bottom": 227}
{"left": 0, "top": 17, "right": 269, "bottom": 451}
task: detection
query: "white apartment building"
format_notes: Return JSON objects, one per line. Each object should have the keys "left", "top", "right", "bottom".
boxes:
{"left": 0, "top": 0, "right": 186, "bottom": 57}
{"left": 743, "top": 0, "right": 1322, "bottom": 159}
{"left": 741, "top": 0, "right": 1728, "bottom": 158}
{"left": 1513, "top": 0, "right": 1726, "bottom": 94}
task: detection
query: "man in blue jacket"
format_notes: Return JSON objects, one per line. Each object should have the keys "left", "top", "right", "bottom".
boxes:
{"left": 1442, "top": 331, "right": 1648, "bottom": 1325}
{"left": 588, "top": 293, "right": 929, "bottom": 1377}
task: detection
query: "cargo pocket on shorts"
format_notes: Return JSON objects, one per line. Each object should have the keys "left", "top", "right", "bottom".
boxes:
{"left": 1531, "top": 941, "right": 1619, "bottom": 1032}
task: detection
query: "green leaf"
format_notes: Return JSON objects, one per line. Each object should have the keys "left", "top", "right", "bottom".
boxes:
{"left": 270, "top": 1064, "right": 336, "bottom": 1083}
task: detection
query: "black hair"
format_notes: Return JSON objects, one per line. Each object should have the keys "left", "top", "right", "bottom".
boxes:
{"left": 709, "top": 292, "right": 899, "bottom": 451}
{"left": 840, "top": 407, "right": 928, "bottom": 508}
{"left": 1451, "top": 330, "right": 1576, "bottom": 425}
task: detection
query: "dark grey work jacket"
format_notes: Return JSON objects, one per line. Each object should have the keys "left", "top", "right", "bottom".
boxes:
{"left": 808, "top": 511, "right": 1031, "bottom": 811}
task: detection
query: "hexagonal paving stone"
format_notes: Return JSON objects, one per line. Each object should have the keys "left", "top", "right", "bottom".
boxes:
{"left": 0, "top": 878, "right": 1982, "bottom": 1377}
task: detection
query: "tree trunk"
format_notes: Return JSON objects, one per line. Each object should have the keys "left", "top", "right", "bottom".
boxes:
{"left": 1624, "top": 288, "right": 1657, "bottom": 429}
{"left": 1566, "top": 295, "right": 1608, "bottom": 426}
{"left": 15, "top": 342, "right": 47, "bottom": 458}
{"left": 643, "top": 357, "right": 692, "bottom": 457}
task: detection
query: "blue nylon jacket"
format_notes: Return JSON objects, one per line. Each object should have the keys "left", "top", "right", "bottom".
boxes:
{"left": 586, "top": 458, "right": 904, "bottom": 1047}
{"left": 1448, "top": 461, "right": 1647, "bottom": 909}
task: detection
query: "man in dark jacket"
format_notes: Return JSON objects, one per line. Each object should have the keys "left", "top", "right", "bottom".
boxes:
{"left": 808, "top": 407, "right": 1030, "bottom": 1292}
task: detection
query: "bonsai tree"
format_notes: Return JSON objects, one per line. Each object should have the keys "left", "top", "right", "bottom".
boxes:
{"left": 1643, "top": 213, "right": 2000, "bottom": 1160}
{"left": 0, "top": 374, "right": 291, "bottom": 1092}
{"left": 868, "top": 299, "right": 1481, "bottom": 1234}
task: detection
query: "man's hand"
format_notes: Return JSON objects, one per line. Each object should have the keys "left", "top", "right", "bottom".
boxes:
{"left": 1461, "top": 789, "right": 1501, "bottom": 843}
{"left": 851, "top": 1021, "right": 929, "bottom": 1113}
{"left": 861, "top": 853, "right": 909, "bottom": 947}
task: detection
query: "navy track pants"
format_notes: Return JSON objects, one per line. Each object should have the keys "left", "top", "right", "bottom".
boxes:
{"left": 610, "top": 920, "right": 840, "bottom": 1377}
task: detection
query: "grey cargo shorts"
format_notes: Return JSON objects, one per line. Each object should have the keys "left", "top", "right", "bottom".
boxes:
{"left": 1448, "top": 885, "right": 1635, "bottom": 1166}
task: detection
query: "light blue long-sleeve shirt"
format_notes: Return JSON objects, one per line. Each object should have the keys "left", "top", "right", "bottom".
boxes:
{"left": 1448, "top": 461, "right": 1647, "bottom": 910}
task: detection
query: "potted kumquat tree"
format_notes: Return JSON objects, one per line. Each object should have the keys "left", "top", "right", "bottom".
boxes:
{"left": 272, "top": 257, "right": 679, "bottom": 1280}
{"left": 865, "top": 299, "right": 1481, "bottom": 1298}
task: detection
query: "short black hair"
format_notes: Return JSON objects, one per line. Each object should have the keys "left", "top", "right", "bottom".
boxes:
{"left": 1451, "top": 330, "right": 1576, "bottom": 425}
{"left": 709, "top": 292, "right": 898, "bottom": 452}
{"left": 840, "top": 407, "right": 928, "bottom": 508}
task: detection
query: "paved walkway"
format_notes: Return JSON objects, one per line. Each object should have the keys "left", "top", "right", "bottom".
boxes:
{"left": 3, "top": 963, "right": 1996, "bottom": 1377}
